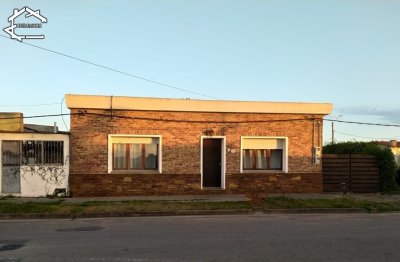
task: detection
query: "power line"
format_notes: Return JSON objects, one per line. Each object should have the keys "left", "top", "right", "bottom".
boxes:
{"left": 0, "top": 113, "right": 76, "bottom": 129}
{"left": 335, "top": 130, "right": 397, "bottom": 140}
{"left": 1, "top": 112, "right": 400, "bottom": 127}
{"left": 0, "top": 112, "right": 318, "bottom": 124}
{"left": 325, "top": 118, "right": 400, "bottom": 128}
{"left": 0, "top": 34, "right": 220, "bottom": 100}
{"left": 0, "top": 113, "right": 73, "bottom": 121}
{"left": 60, "top": 97, "right": 69, "bottom": 131}
{"left": 84, "top": 112, "right": 317, "bottom": 124}
{"left": 0, "top": 102, "right": 61, "bottom": 107}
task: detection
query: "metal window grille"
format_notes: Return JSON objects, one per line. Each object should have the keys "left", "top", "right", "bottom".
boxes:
{"left": 22, "top": 141, "right": 64, "bottom": 165}
{"left": 43, "top": 141, "right": 64, "bottom": 164}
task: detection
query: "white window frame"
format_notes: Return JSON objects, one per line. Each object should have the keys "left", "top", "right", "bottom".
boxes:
{"left": 108, "top": 134, "right": 162, "bottom": 174}
{"left": 200, "top": 136, "right": 226, "bottom": 189}
{"left": 240, "top": 136, "right": 288, "bottom": 173}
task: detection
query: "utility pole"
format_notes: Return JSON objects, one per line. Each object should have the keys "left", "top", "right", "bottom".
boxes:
{"left": 331, "top": 115, "right": 342, "bottom": 144}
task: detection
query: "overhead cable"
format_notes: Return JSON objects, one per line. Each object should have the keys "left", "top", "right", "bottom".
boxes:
{"left": 0, "top": 34, "right": 220, "bottom": 100}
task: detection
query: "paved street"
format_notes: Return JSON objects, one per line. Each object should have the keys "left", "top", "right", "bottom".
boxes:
{"left": 1, "top": 213, "right": 400, "bottom": 261}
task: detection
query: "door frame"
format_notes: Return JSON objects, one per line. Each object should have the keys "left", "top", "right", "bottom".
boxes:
{"left": 200, "top": 136, "right": 226, "bottom": 189}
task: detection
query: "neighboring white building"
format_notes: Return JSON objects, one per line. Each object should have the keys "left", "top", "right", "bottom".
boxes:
{"left": 0, "top": 121, "right": 69, "bottom": 197}
{"left": 389, "top": 140, "right": 400, "bottom": 168}
{"left": 0, "top": 133, "right": 69, "bottom": 197}
{"left": 376, "top": 140, "right": 400, "bottom": 169}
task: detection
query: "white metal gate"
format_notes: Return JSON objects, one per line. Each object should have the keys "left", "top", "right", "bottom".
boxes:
{"left": 1, "top": 141, "right": 21, "bottom": 193}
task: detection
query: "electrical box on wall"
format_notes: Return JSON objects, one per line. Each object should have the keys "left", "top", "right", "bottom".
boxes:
{"left": 312, "top": 146, "right": 321, "bottom": 165}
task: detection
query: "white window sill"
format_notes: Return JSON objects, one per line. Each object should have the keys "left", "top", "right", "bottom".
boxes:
{"left": 110, "top": 170, "right": 160, "bottom": 174}
{"left": 241, "top": 170, "right": 285, "bottom": 174}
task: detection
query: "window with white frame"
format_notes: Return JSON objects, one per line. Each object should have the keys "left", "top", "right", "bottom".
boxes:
{"left": 241, "top": 137, "right": 287, "bottom": 172}
{"left": 110, "top": 136, "right": 161, "bottom": 172}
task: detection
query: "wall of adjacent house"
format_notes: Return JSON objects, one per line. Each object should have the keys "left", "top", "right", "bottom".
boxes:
{"left": 0, "top": 133, "right": 69, "bottom": 197}
{"left": 391, "top": 147, "right": 400, "bottom": 168}
{"left": 0, "top": 112, "right": 23, "bottom": 132}
{"left": 19, "top": 165, "right": 68, "bottom": 197}
{"left": 69, "top": 109, "right": 324, "bottom": 196}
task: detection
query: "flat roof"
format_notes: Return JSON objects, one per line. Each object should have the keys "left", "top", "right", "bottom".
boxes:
{"left": 65, "top": 94, "right": 333, "bottom": 115}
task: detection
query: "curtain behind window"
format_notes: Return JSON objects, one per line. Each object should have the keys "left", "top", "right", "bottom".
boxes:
{"left": 145, "top": 144, "right": 158, "bottom": 169}
{"left": 113, "top": 144, "right": 126, "bottom": 169}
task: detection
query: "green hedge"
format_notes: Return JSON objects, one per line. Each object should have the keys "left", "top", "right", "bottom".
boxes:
{"left": 323, "top": 142, "right": 397, "bottom": 191}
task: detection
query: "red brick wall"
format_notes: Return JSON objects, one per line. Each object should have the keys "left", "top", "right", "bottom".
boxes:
{"left": 69, "top": 172, "right": 322, "bottom": 197}
{"left": 69, "top": 109, "right": 324, "bottom": 196}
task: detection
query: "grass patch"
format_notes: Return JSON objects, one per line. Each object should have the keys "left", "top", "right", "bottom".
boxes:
{"left": 0, "top": 200, "right": 65, "bottom": 213}
{"left": 3, "top": 197, "right": 400, "bottom": 215}
{"left": 263, "top": 196, "right": 400, "bottom": 212}
{"left": 0, "top": 200, "right": 252, "bottom": 214}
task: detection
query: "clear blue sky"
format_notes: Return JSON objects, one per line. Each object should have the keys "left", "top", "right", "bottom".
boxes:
{"left": 1, "top": 1, "right": 399, "bottom": 143}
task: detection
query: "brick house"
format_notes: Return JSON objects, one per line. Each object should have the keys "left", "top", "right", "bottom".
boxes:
{"left": 66, "top": 94, "right": 332, "bottom": 197}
